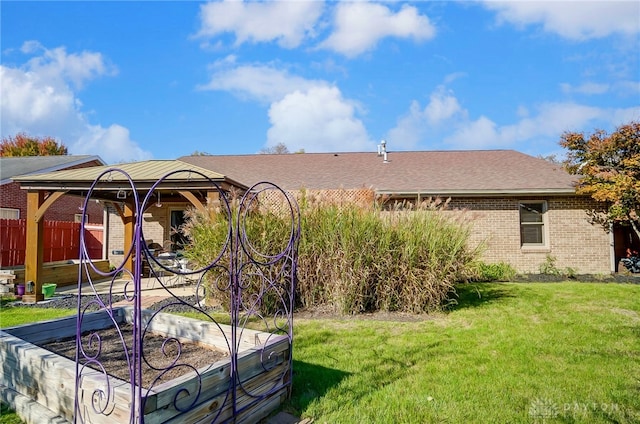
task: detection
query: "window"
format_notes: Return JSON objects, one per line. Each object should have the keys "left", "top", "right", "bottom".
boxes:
{"left": 520, "top": 202, "right": 547, "bottom": 246}
{"left": 170, "top": 209, "right": 189, "bottom": 251}
{"left": 74, "top": 213, "right": 88, "bottom": 223}
{"left": 0, "top": 208, "right": 20, "bottom": 219}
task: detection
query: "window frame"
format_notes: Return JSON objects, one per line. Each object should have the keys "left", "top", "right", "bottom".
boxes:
{"left": 519, "top": 200, "right": 549, "bottom": 249}
{"left": 0, "top": 208, "right": 20, "bottom": 219}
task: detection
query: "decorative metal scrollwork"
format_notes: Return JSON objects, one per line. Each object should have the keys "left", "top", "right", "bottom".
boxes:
{"left": 74, "top": 170, "right": 299, "bottom": 423}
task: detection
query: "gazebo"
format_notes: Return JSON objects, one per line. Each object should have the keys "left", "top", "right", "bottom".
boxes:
{"left": 11, "top": 160, "right": 247, "bottom": 303}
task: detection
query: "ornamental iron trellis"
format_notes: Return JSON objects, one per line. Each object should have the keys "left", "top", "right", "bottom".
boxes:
{"left": 74, "top": 169, "right": 300, "bottom": 423}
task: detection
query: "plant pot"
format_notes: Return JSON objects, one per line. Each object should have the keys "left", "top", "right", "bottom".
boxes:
{"left": 16, "top": 284, "right": 25, "bottom": 297}
{"left": 42, "top": 283, "right": 57, "bottom": 299}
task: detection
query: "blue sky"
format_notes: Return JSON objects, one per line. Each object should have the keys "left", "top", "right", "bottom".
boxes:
{"left": 1, "top": 1, "right": 638, "bottom": 164}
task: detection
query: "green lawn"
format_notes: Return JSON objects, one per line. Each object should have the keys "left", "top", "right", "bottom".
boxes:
{"left": 1, "top": 282, "right": 639, "bottom": 423}
{"left": 287, "top": 282, "right": 640, "bottom": 423}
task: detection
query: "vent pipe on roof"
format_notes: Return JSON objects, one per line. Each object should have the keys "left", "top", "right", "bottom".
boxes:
{"left": 377, "top": 140, "right": 389, "bottom": 163}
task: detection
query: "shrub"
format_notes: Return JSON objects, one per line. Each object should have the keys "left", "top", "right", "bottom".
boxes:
{"left": 182, "top": 190, "right": 480, "bottom": 314}
{"left": 472, "top": 261, "right": 517, "bottom": 282}
{"left": 539, "top": 255, "right": 577, "bottom": 279}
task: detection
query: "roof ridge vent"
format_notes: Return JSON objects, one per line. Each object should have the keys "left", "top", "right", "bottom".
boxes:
{"left": 377, "top": 140, "right": 389, "bottom": 163}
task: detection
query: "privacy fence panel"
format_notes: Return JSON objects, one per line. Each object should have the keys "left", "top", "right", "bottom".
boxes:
{"left": 0, "top": 219, "right": 103, "bottom": 267}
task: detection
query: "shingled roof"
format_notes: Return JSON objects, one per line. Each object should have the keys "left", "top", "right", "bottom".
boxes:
{"left": 178, "top": 150, "right": 577, "bottom": 196}
{"left": 0, "top": 155, "right": 105, "bottom": 185}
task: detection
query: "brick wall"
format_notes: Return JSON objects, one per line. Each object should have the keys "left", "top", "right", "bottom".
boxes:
{"left": 107, "top": 203, "right": 182, "bottom": 267}
{"left": 447, "top": 196, "right": 611, "bottom": 274}
{"left": 101, "top": 190, "right": 613, "bottom": 275}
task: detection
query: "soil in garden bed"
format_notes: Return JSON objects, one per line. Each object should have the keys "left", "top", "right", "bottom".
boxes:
{"left": 38, "top": 324, "right": 228, "bottom": 389}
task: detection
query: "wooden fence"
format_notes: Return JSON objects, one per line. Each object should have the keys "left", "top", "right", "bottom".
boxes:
{"left": 0, "top": 219, "right": 103, "bottom": 267}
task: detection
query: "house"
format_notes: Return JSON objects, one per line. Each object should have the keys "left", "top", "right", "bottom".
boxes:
{"left": 9, "top": 150, "right": 624, "bottom": 290}
{"left": 1, "top": 155, "right": 106, "bottom": 223}
{"left": 179, "top": 149, "right": 617, "bottom": 275}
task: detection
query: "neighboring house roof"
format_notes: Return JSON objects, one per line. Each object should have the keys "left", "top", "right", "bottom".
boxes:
{"left": 179, "top": 150, "right": 577, "bottom": 196}
{"left": 0, "top": 155, "right": 106, "bottom": 185}
{"left": 11, "top": 160, "right": 248, "bottom": 201}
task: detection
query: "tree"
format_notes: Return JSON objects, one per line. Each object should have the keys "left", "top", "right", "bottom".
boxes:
{"left": 537, "top": 153, "right": 560, "bottom": 164}
{"left": 560, "top": 121, "right": 640, "bottom": 239}
{"left": 0, "top": 133, "right": 68, "bottom": 156}
{"left": 259, "top": 142, "right": 290, "bottom": 154}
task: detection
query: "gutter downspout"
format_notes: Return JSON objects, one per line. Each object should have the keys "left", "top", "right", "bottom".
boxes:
{"left": 609, "top": 222, "right": 616, "bottom": 274}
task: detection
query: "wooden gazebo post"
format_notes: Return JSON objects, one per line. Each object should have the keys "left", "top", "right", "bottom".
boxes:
{"left": 23, "top": 190, "right": 45, "bottom": 303}
{"left": 123, "top": 201, "right": 136, "bottom": 276}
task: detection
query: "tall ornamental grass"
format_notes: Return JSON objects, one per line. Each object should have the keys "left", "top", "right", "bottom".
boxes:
{"left": 182, "top": 191, "right": 479, "bottom": 314}
{"left": 297, "top": 194, "right": 479, "bottom": 313}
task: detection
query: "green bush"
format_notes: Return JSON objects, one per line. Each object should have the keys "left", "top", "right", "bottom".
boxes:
{"left": 473, "top": 261, "right": 517, "bottom": 282}
{"left": 182, "top": 192, "right": 480, "bottom": 314}
{"left": 539, "top": 254, "right": 577, "bottom": 279}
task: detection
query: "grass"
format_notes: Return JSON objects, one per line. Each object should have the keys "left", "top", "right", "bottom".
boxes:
{"left": 1, "top": 282, "right": 639, "bottom": 423}
{"left": 0, "top": 304, "right": 75, "bottom": 328}
{"left": 287, "top": 282, "right": 640, "bottom": 423}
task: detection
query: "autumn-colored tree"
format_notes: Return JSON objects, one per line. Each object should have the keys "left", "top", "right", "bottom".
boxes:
{"left": 560, "top": 121, "right": 640, "bottom": 239}
{"left": 0, "top": 133, "right": 68, "bottom": 156}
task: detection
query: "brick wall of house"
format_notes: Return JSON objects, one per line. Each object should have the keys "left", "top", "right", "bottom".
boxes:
{"left": 273, "top": 188, "right": 612, "bottom": 274}
{"left": 102, "top": 190, "right": 612, "bottom": 275}
{"left": 1, "top": 181, "right": 104, "bottom": 224}
{"left": 447, "top": 196, "right": 611, "bottom": 274}
{"left": 107, "top": 203, "right": 182, "bottom": 267}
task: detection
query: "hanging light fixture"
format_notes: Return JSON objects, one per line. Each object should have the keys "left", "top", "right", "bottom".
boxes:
{"left": 156, "top": 192, "right": 162, "bottom": 207}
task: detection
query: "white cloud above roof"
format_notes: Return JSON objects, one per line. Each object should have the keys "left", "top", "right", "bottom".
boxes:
{"left": 267, "top": 86, "right": 373, "bottom": 152}
{"left": 196, "top": 0, "right": 323, "bottom": 48}
{"left": 200, "top": 60, "right": 372, "bottom": 152}
{"left": 388, "top": 84, "right": 640, "bottom": 152}
{"left": 196, "top": 1, "right": 436, "bottom": 58}
{"left": 19, "top": 41, "right": 117, "bottom": 89}
{"left": 319, "top": 2, "right": 436, "bottom": 57}
{"left": 0, "top": 42, "right": 151, "bottom": 164}
{"left": 444, "top": 102, "right": 639, "bottom": 150}
{"left": 199, "top": 60, "right": 327, "bottom": 103}
{"left": 482, "top": 1, "right": 640, "bottom": 40}
{"left": 387, "top": 86, "right": 464, "bottom": 149}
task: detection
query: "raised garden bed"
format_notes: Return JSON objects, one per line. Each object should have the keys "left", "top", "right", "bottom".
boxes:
{"left": 6, "top": 259, "right": 111, "bottom": 286}
{"left": 0, "top": 307, "right": 291, "bottom": 423}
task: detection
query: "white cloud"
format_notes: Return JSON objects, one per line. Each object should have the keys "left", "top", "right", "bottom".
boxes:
{"left": 267, "top": 86, "right": 373, "bottom": 152}
{"left": 71, "top": 124, "right": 150, "bottom": 164}
{"left": 560, "top": 82, "right": 610, "bottom": 95}
{"left": 320, "top": 2, "right": 436, "bottom": 57}
{"left": 423, "top": 87, "right": 463, "bottom": 124}
{"left": 1, "top": 66, "right": 79, "bottom": 135}
{"left": 0, "top": 43, "right": 151, "bottom": 164}
{"left": 196, "top": 0, "right": 324, "bottom": 48}
{"left": 200, "top": 60, "right": 372, "bottom": 152}
{"left": 199, "top": 62, "right": 327, "bottom": 103}
{"left": 388, "top": 85, "right": 639, "bottom": 152}
{"left": 443, "top": 102, "right": 637, "bottom": 150}
{"left": 387, "top": 86, "right": 464, "bottom": 148}
{"left": 483, "top": 1, "right": 640, "bottom": 40}
{"left": 19, "top": 41, "right": 117, "bottom": 89}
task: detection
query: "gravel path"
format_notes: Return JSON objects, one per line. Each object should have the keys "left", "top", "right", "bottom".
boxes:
{"left": 7, "top": 293, "right": 221, "bottom": 314}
